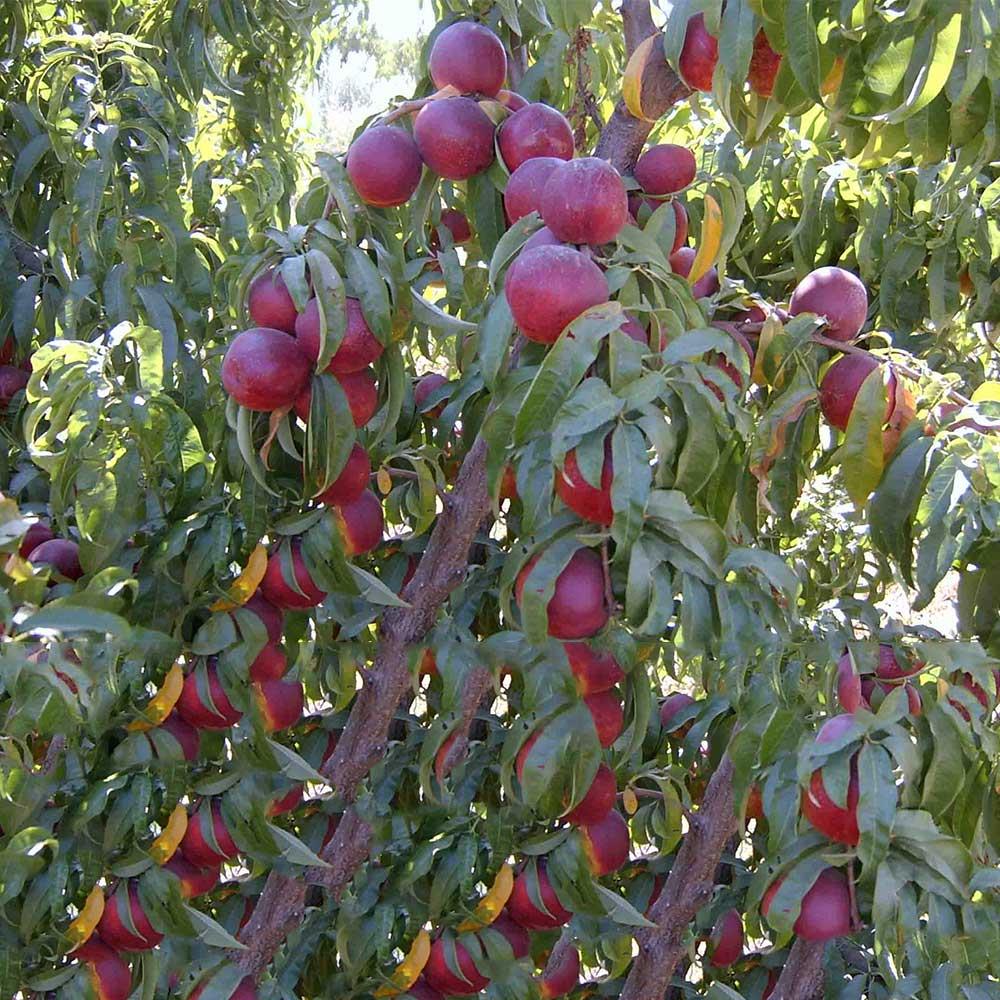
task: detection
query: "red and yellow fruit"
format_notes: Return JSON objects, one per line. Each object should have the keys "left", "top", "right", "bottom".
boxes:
{"left": 515, "top": 547, "right": 610, "bottom": 640}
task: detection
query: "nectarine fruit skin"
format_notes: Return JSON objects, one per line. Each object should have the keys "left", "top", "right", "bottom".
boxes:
{"left": 564, "top": 762, "right": 617, "bottom": 825}
{"left": 836, "top": 652, "right": 862, "bottom": 713}
{"left": 414, "top": 372, "right": 450, "bottom": 415}
{"left": 176, "top": 662, "right": 242, "bottom": 730}
{"left": 679, "top": 14, "right": 719, "bottom": 92}
{"left": 801, "top": 714, "right": 861, "bottom": 845}
{"left": 789, "top": 266, "right": 869, "bottom": 342}
{"left": 222, "top": 327, "right": 312, "bottom": 412}
{"left": 260, "top": 540, "right": 326, "bottom": 610}
{"left": 189, "top": 976, "right": 257, "bottom": 1000}
{"left": 762, "top": 867, "right": 852, "bottom": 941}
{"left": 538, "top": 944, "right": 580, "bottom": 998}
{"left": 498, "top": 103, "right": 575, "bottom": 172}
{"left": 507, "top": 864, "right": 572, "bottom": 929}
{"left": 580, "top": 808, "right": 630, "bottom": 875}
{"left": 431, "top": 209, "right": 473, "bottom": 248}
{"left": 28, "top": 538, "right": 83, "bottom": 580}
{"left": 541, "top": 157, "right": 628, "bottom": 246}
{"left": 414, "top": 97, "right": 496, "bottom": 181}
{"left": 748, "top": 30, "right": 782, "bottom": 97}
{"left": 294, "top": 297, "right": 383, "bottom": 374}
{"left": 708, "top": 908, "right": 744, "bottom": 967}
{"left": 875, "top": 642, "right": 922, "bottom": 682}
{"left": 523, "top": 225, "right": 563, "bottom": 252}
{"left": 564, "top": 642, "right": 624, "bottom": 694}
{"left": 315, "top": 442, "right": 371, "bottom": 506}
{"left": 337, "top": 369, "right": 379, "bottom": 427}
{"left": 0, "top": 365, "right": 28, "bottom": 407}
{"left": 515, "top": 547, "right": 609, "bottom": 640}
{"left": 659, "top": 692, "right": 695, "bottom": 733}
{"left": 423, "top": 936, "right": 490, "bottom": 996}
{"left": 489, "top": 911, "right": 531, "bottom": 958}
{"left": 556, "top": 435, "right": 614, "bottom": 526}
{"left": 254, "top": 678, "right": 305, "bottom": 732}
{"left": 82, "top": 939, "right": 132, "bottom": 1000}
{"left": 333, "top": 489, "right": 385, "bottom": 557}
{"left": 96, "top": 882, "right": 163, "bottom": 952}
{"left": 19, "top": 521, "right": 54, "bottom": 558}
{"left": 428, "top": 21, "right": 507, "bottom": 98}
{"left": 634, "top": 144, "right": 696, "bottom": 196}
{"left": 505, "top": 244, "right": 609, "bottom": 344}
{"left": 585, "top": 690, "right": 624, "bottom": 748}
{"left": 164, "top": 855, "right": 220, "bottom": 898}
{"left": 669, "top": 246, "right": 720, "bottom": 298}
{"left": 504, "top": 156, "right": 565, "bottom": 224}
{"left": 159, "top": 711, "right": 201, "bottom": 761}
{"left": 241, "top": 592, "right": 284, "bottom": 643}
{"left": 346, "top": 125, "right": 423, "bottom": 208}
{"left": 249, "top": 643, "right": 288, "bottom": 682}
{"left": 819, "top": 353, "right": 895, "bottom": 432}
{"left": 180, "top": 800, "right": 239, "bottom": 868}
{"left": 248, "top": 268, "right": 298, "bottom": 334}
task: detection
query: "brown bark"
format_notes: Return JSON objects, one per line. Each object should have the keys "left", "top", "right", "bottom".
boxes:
{"left": 593, "top": 1, "right": 690, "bottom": 173}
{"left": 619, "top": 757, "right": 737, "bottom": 1000}
{"left": 770, "top": 937, "right": 827, "bottom": 1000}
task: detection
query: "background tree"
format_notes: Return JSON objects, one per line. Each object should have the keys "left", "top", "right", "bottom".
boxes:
{"left": 0, "top": 2, "right": 998, "bottom": 1000}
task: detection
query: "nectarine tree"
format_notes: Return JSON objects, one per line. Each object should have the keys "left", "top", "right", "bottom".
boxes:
{"left": 1, "top": 2, "right": 999, "bottom": 1000}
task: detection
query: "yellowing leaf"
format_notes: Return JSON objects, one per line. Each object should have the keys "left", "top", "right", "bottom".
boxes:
{"left": 687, "top": 194, "right": 722, "bottom": 288}
{"left": 622, "top": 35, "right": 660, "bottom": 122}
{"left": 210, "top": 543, "right": 268, "bottom": 611}
{"left": 377, "top": 467, "right": 393, "bottom": 495}
{"left": 67, "top": 884, "right": 105, "bottom": 948}
{"left": 456, "top": 863, "right": 514, "bottom": 932}
{"left": 150, "top": 803, "right": 188, "bottom": 864}
{"left": 623, "top": 787, "right": 639, "bottom": 815}
{"left": 373, "top": 929, "right": 431, "bottom": 996}
{"left": 972, "top": 382, "right": 1000, "bottom": 404}
{"left": 127, "top": 662, "right": 184, "bottom": 732}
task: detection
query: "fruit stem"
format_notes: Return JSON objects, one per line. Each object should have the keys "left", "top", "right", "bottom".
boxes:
{"left": 600, "top": 539, "right": 617, "bottom": 615}
{"left": 381, "top": 85, "right": 460, "bottom": 125}
{"left": 847, "top": 858, "right": 861, "bottom": 931}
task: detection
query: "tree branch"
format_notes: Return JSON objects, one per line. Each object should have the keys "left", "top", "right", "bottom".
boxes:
{"left": 619, "top": 756, "right": 736, "bottom": 1000}
{"left": 1, "top": 207, "right": 44, "bottom": 275}
{"left": 770, "top": 937, "right": 826, "bottom": 1000}
{"left": 594, "top": 2, "right": 690, "bottom": 174}
{"left": 435, "top": 665, "right": 493, "bottom": 779}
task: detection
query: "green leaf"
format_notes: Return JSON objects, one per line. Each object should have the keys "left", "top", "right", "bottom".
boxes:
{"left": 514, "top": 303, "right": 625, "bottom": 444}
{"left": 184, "top": 905, "right": 247, "bottom": 950}
{"left": 840, "top": 366, "right": 888, "bottom": 505}
{"left": 345, "top": 246, "right": 391, "bottom": 344}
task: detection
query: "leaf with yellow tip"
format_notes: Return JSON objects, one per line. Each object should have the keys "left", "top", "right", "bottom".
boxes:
{"left": 67, "top": 884, "right": 105, "bottom": 949}
{"left": 623, "top": 787, "right": 639, "bottom": 815}
{"left": 622, "top": 35, "right": 661, "bottom": 122}
{"left": 377, "top": 467, "right": 393, "bottom": 495}
{"left": 687, "top": 194, "right": 722, "bottom": 288}
{"left": 373, "top": 929, "right": 431, "bottom": 996}
{"left": 210, "top": 543, "right": 268, "bottom": 611}
{"left": 972, "top": 382, "right": 1000, "bottom": 404}
{"left": 150, "top": 803, "right": 188, "bottom": 864}
{"left": 127, "top": 662, "right": 184, "bottom": 732}
{"left": 456, "top": 863, "right": 514, "bottom": 932}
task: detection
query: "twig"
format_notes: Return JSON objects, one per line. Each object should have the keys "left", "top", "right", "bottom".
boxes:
{"left": 811, "top": 333, "right": 973, "bottom": 406}
{"left": 380, "top": 85, "right": 459, "bottom": 125}
{"left": 373, "top": 467, "right": 450, "bottom": 505}
{"left": 847, "top": 858, "right": 861, "bottom": 931}
{"left": 619, "top": 787, "right": 663, "bottom": 800}
{"left": 434, "top": 666, "right": 493, "bottom": 779}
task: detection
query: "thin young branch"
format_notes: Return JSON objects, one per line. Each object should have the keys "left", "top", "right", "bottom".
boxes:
{"left": 619, "top": 757, "right": 737, "bottom": 1000}
{"left": 770, "top": 937, "right": 826, "bottom": 1000}
{"left": 2, "top": 207, "right": 44, "bottom": 275}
